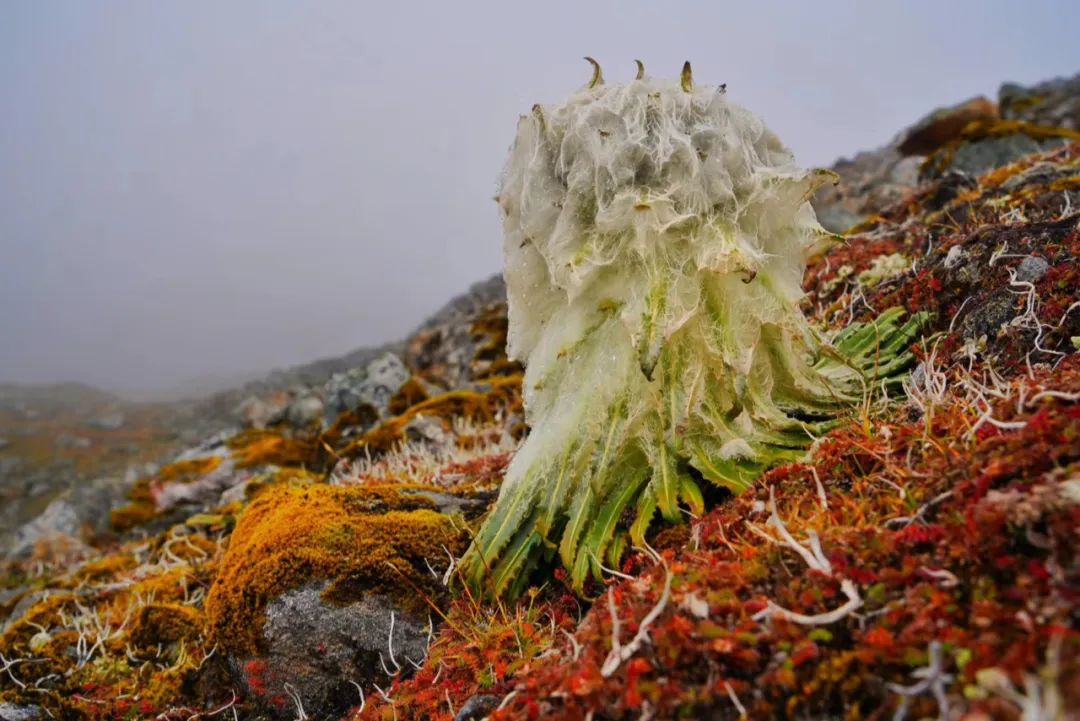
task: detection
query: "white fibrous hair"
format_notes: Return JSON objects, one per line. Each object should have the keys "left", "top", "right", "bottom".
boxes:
{"left": 461, "top": 61, "right": 924, "bottom": 597}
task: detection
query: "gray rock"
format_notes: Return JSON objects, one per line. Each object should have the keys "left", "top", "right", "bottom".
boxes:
{"left": 813, "top": 204, "right": 864, "bottom": 235}
{"left": 5, "top": 473, "right": 130, "bottom": 561}
{"left": 1000, "top": 72, "right": 1080, "bottom": 129}
{"left": 943, "top": 134, "right": 1069, "bottom": 179}
{"left": 454, "top": 694, "right": 501, "bottom": 721}
{"left": 234, "top": 394, "right": 289, "bottom": 429}
{"left": 0, "top": 437, "right": 8, "bottom": 451}
{"left": 323, "top": 353, "right": 410, "bottom": 426}
{"left": 245, "top": 584, "right": 430, "bottom": 720}
{"left": 1016, "top": 256, "right": 1050, "bottom": 283}
{"left": 153, "top": 455, "right": 243, "bottom": 513}
{"left": 811, "top": 146, "right": 911, "bottom": 234}
{"left": 8, "top": 499, "right": 84, "bottom": 559}
{"left": 403, "top": 275, "right": 513, "bottom": 388}
{"left": 0, "top": 703, "right": 43, "bottom": 721}
{"left": 284, "top": 394, "right": 324, "bottom": 428}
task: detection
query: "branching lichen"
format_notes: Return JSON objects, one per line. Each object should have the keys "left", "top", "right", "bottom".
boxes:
{"left": 460, "top": 60, "right": 926, "bottom": 597}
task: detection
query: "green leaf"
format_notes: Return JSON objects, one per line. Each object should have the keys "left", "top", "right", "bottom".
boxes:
{"left": 630, "top": 482, "right": 658, "bottom": 548}
{"left": 680, "top": 476, "right": 705, "bottom": 517}
{"left": 653, "top": 440, "right": 683, "bottom": 522}
{"left": 575, "top": 465, "right": 648, "bottom": 586}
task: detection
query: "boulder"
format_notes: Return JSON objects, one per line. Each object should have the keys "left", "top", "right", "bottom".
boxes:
{"left": 245, "top": 585, "right": 429, "bottom": 720}
{"left": 205, "top": 482, "right": 469, "bottom": 720}
{"left": 1000, "top": 72, "right": 1080, "bottom": 129}
{"left": 323, "top": 353, "right": 410, "bottom": 427}
{"left": 284, "top": 393, "right": 324, "bottom": 428}
{"left": 235, "top": 391, "right": 291, "bottom": 429}
{"left": 897, "top": 96, "right": 998, "bottom": 156}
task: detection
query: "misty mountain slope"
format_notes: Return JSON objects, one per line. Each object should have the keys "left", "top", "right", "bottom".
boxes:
{"left": 0, "top": 72, "right": 1078, "bottom": 721}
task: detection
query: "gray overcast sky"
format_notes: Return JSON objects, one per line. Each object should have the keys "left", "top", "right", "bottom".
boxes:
{"left": 1, "top": 1, "right": 1078, "bottom": 395}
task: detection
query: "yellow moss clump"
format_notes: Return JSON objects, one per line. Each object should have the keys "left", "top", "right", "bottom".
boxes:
{"left": 110, "top": 499, "right": 158, "bottom": 532}
{"left": 128, "top": 603, "right": 203, "bottom": 649}
{"left": 129, "top": 567, "right": 198, "bottom": 606}
{"left": 386, "top": 377, "right": 432, "bottom": 416}
{"left": 228, "top": 429, "right": 320, "bottom": 469}
{"left": 73, "top": 554, "right": 138, "bottom": 584}
{"left": 205, "top": 483, "right": 466, "bottom": 656}
{"left": 156, "top": 456, "right": 223, "bottom": 483}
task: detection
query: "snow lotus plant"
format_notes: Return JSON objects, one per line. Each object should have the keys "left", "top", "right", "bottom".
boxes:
{"left": 461, "top": 60, "right": 925, "bottom": 597}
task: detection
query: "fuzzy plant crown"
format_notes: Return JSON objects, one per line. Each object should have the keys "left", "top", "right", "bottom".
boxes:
{"left": 460, "top": 60, "right": 925, "bottom": 597}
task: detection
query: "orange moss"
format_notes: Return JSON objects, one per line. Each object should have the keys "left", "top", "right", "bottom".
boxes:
{"left": 156, "top": 455, "right": 223, "bottom": 483}
{"left": 205, "top": 482, "right": 466, "bottom": 656}
{"left": 1048, "top": 174, "right": 1080, "bottom": 192}
{"left": 74, "top": 554, "right": 138, "bottom": 583}
{"left": 343, "top": 387, "right": 512, "bottom": 457}
{"left": 2, "top": 593, "right": 74, "bottom": 642}
{"left": 228, "top": 428, "right": 320, "bottom": 469}
{"left": 128, "top": 603, "right": 204, "bottom": 649}
{"left": 129, "top": 567, "right": 199, "bottom": 606}
{"left": 110, "top": 499, "right": 158, "bottom": 532}
{"left": 958, "top": 118, "right": 1080, "bottom": 143}
{"left": 324, "top": 404, "right": 380, "bottom": 439}
{"left": 387, "top": 377, "right": 431, "bottom": 415}
{"left": 165, "top": 532, "right": 218, "bottom": 562}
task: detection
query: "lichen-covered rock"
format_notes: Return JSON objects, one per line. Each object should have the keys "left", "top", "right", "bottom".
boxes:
{"left": 404, "top": 275, "right": 515, "bottom": 387}
{"left": 813, "top": 95, "right": 1001, "bottom": 233}
{"left": 1000, "top": 71, "right": 1080, "bottom": 128}
{"left": 235, "top": 391, "right": 292, "bottom": 429}
{"left": 323, "top": 353, "right": 410, "bottom": 427}
{"left": 204, "top": 481, "right": 468, "bottom": 718}
{"left": 206, "top": 483, "right": 463, "bottom": 656}
{"left": 896, "top": 95, "right": 998, "bottom": 156}
{"left": 283, "top": 392, "right": 323, "bottom": 428}
{"left": 919, "top": 119, "right": 1080, "bottom": 180}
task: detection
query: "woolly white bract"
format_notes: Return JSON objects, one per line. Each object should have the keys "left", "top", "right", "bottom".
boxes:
{"left": 461, "top": 62, "right": 923, "bottom": 596}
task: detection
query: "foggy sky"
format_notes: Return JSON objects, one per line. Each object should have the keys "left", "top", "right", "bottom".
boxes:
{"left": 2, "top": 1, "right": 1078, "bottom": 396}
